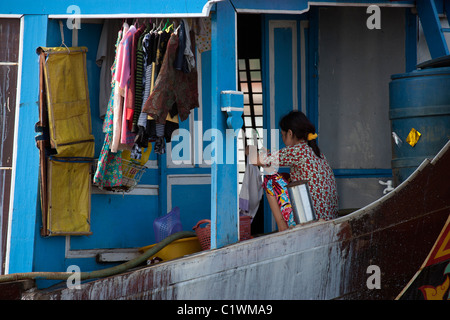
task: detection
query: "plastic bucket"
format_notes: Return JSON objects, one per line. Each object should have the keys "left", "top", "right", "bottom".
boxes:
{"left": 139, "top": 237, "right": 202, "bottom": 262}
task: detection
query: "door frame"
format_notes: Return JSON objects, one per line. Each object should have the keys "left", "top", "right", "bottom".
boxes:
{"left": 261, "top": 11, "right": 319, "bottom": 232}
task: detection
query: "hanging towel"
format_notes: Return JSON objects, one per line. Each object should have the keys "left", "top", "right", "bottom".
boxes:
{"left": 239, "top": 163, "right": 263, "bottom": 219}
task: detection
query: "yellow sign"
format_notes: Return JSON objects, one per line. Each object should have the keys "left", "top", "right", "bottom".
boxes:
{"left": 406, "top": 128, "right": 421, "bottom": 147}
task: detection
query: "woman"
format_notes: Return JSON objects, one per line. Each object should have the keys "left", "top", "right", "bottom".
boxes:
{"left": 247, "top": 111, "right": 338, "bottom": 231}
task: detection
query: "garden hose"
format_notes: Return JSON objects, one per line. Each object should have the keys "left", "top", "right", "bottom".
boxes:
{"left": 0, "top": 231, "right": 196, "bottom": 284}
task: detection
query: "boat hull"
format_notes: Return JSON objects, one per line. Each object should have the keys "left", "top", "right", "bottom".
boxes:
{"left": 19, "top": 141, "right": 450, "bottom": 300}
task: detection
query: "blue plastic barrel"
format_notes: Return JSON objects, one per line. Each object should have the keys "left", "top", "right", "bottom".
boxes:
{"left": 389, "top": 66, "right": 450, "bottom": 186}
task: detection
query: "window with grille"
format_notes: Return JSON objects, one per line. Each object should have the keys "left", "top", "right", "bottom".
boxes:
{"left": 237, "top": 58, "right": 264, "bottom": 189}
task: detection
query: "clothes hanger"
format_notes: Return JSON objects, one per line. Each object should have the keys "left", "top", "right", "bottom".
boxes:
{"left": 146, "top": 18, "right": 153, "bottom": 32}
{"left": 156, "top": 19, "right": 163, "bottom": 31}
{"left": 162, "top": 18, "right": 170, "bottom": 31}
{"left": 122, "top": 18, "right": 129, "bottom": 31}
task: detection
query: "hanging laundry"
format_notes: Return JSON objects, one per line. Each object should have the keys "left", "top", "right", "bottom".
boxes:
{"left": 111, "top": 23, "right": 129, "bottom": 153}
{"left": 174, "top": 19, "right": 187, "bottom": 72}
{"left": 155, "top": 23, "right": 172, "bottom": 77}
{"left": 142, "top": 32, "right": 199, "bottom": 124}
{"left": 239, "top": 163, "right": 263, "bottom": 219}
{"left": 133, "top": 21, "right": 186, "bottom": 154}
{"left": 132, "top": 23, "right": 152, "bottom": 133}
{"left": 96, "top": 19, "right": 123, "bottom": 118}
{"left": 118, "top": 24, "right": 137, "bottom": 147}
{"left": 125, "top": 23, "right": 147, "bottom": 132}
{"left": 134, "top": 28, "right": 158, "bottom": 150}
{"left": 96, "top": 17, "right": 203, "bottom": 168}
{"left": 194, "top": 17, "right": 211, "bottom": 53}
{"left": 111, "top": 23, "right": 137, "bottom": 151}
{"left": 94, "top": 29, "right": 124, "bottom": 190}
{"left": 182, "top": 18, "right": 196, "bottom": 72}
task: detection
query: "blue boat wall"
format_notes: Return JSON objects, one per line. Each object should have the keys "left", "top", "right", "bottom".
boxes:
{"left": 1, "top": 1, "right": 450, "bottom": 292}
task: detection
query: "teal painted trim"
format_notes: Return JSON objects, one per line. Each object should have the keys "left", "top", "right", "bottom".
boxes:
{"left": 8, "top": 15, "right": 48, "bottom": 274}
{"left": 231, "top": 0, "right": 412, "bottom": 13}
{"left": 3, "top": 0, "right": 415, "bottom": 16}
{"left": 210, "top": 1, "right": 239, "bottom": 249}
{"left": 405, "top": 8, "right": 418, "bottom": 72}
{"left": 416, "top": 0, "right": 449, "bottom": 59}
{"left": 2, "top": 0, "right": 211, "bottom": 16}
{"left": 333, "top": 169, "right": 393, "bottom": 179}
{"left": 232, "top": 0, "right": 309, "bottom": 12}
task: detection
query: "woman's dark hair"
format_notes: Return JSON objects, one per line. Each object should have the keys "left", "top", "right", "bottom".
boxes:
{"left": 279, "top": 110, "right": 322, "bottom": 158}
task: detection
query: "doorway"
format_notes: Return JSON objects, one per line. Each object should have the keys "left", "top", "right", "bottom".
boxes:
{"left": 237, "top": 13, "right": 313, "bottom": 233}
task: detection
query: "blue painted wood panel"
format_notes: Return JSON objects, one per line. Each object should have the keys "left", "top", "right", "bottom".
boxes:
{"left": 71, "top": 194, "right": 159, "bottom": 248}
{"left": 273, "top": 27, "right": 294, "bottom": 148}
{"left": 2, "top": 0, "right": 212, "bottom": 16}
{"left": 172, "top": 184, "right": 211, "bottom": 231}
{"left": 232, "top": 0, "right": 309, "bottom": 12}
{"left": 210, "top": 0, "right": 239, "bottom": 248}
{"left": 2, "top": 0, "right": 415, "bottom": 16}
{"left": 8, "top": 15, "right": 48, "bottom": 274}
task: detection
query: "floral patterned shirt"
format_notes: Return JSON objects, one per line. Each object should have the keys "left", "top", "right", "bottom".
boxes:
{"left": 260, "top": 140, "right": 339, "bottom": 220}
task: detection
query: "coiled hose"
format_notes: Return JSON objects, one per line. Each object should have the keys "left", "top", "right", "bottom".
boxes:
{"left": 0, "top": 231, "right": 196, "bottom": 283}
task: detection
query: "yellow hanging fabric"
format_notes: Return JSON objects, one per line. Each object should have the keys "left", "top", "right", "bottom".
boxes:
{"left": 37, "top": 46, "right": 94, "bottom": 236}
